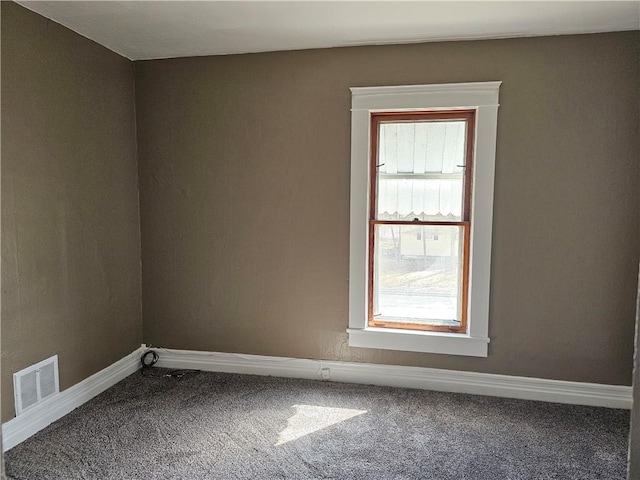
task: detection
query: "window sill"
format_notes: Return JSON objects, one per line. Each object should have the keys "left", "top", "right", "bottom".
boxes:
{"left": 347, "top": 327, "right": 489, "bottom": 357}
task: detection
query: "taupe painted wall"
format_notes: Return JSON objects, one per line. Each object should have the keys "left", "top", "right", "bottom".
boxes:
{"left": 1, "top": 3, "right": 142, "bottom": 422}
{"left": 629, "top": 278, "right": 640, "bottom": 477}
{"left": 135, "top": 32, "right": 639, "bottom": 385}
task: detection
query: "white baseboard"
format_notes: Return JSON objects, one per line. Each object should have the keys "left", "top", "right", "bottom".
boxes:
{"left": 154, "top": 348, "right": 633, "bottom": 410}
{"left": 3, "top": 346, "right": 632, "bottom": 452}
{"left": 2, "top": 346, "right": 144, "bottom": 452}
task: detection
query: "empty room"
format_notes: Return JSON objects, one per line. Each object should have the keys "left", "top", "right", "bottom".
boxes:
{"left": 2, "top": 1, "right": 640, "bottom": 478}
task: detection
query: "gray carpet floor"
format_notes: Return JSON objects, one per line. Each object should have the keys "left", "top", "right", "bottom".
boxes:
{"left": 5, "top": 369, "right": 630, "bottom": 479}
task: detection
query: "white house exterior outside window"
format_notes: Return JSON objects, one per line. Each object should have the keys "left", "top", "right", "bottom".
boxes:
{"left": 348, "top": 82, "right": 501, "bottom": 357}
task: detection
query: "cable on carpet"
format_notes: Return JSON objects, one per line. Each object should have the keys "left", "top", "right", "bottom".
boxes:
{"left": 140, "top": 350, "right": 200, "bottom": 378}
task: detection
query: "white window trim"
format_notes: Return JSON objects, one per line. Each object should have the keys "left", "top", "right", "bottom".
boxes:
{"left": 347, "top": 81, "right": 501, "bottom": 357}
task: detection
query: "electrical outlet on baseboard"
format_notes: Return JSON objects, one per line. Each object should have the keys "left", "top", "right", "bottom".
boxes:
{"left": 320, "top": 368, "right": 330, "bottom": 380}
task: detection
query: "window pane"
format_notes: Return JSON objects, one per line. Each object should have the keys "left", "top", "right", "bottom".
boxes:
{"left": 376, "top": 121, "right": 466, "bottom": 221}
{"left": 372, "top": 224, "right": 464, "bottom": 327}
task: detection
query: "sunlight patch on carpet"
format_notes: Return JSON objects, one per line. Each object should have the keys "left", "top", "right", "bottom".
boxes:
{"left": 275, "top": 404, "right": 367, "bottom": 446}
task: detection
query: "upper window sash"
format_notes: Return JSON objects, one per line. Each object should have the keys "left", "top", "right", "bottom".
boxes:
{"left": 370, "top": 111, "right": 475, "bottom": 225}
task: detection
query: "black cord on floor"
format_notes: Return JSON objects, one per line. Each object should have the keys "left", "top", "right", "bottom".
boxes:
{"left": 140, "top": 350, "right": 200, "bottom": 379}
{"left": 142, "top": 350, "right": 159, "bottom": 368}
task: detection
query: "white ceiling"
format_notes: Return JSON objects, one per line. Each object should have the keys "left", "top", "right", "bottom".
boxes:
{"left": 16, "top": 1, "right": 640, "bottom": 61}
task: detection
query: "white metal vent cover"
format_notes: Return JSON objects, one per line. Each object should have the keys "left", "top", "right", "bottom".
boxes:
{"left": 13, "top": 355, "right": 60, "bottom": 415}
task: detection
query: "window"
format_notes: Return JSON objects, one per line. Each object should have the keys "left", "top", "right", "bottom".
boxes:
{"left": 348, "top": 82, "right": 501, "bottom": 357}
{"left": 369, "top": 111, "right": 474, "bottom": 333}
